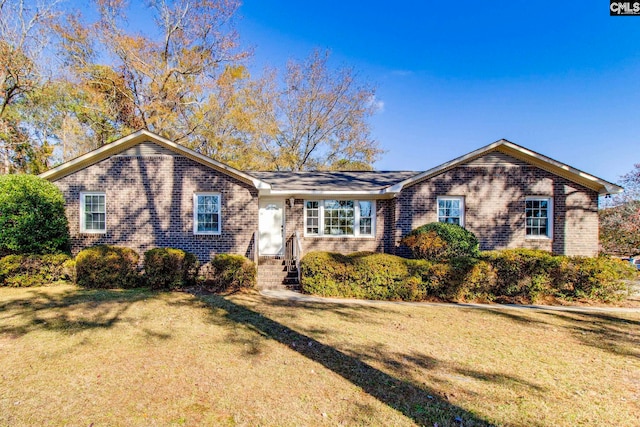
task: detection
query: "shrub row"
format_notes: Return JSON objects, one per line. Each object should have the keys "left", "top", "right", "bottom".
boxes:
{"left": 75, "top": 245, "right": 256, "bottom": 292}
{"left": 300, "top": 249, "right": 638, "bottom": 303}
{"left": 144, "top": 248, "right": 199, "bottom": 290}
{"left": 76, "top": 245, "right": 141, "bottom": 288}
{"left": 1, "top": 245, "right": 256, "bottom": 293}
{"left": 300, "top": 251, "right": 427, "bottom": 300}
{"left": 0, "top": 254, "right": 75, "bottom": 287}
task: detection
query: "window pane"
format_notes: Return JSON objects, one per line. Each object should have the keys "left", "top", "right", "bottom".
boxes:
{"left": 83, "top": 194, "right": 106, "bottom": 231}
{"left": 306, "top": 201, "right": 319, "bottom": 234}
{"left": 360, "top": 217, "right": 372, "bottom": 234}
{"left": 525, "top": 198, "right": 549, "bottom": 237}
{"left": 359, "top": 201, "right": 372, "bottom": 217}
{"left": 438, "top": 198, "right": 462, "bottom": 226}
{"left": 198, "top": 195, "right": 218, "bottom": 213}
{"left": 358, "top": 201, "right": 373, "bottom": 235}
{"left": 196, "top": 195, "right": 220, "bottom": 233}
{"left": 324, "top": 200, "right": 354, "bottom": 235}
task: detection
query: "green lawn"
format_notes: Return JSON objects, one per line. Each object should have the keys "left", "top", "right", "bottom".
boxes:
{"left": 1, "top": 284, "right": 638, "bottom": 426}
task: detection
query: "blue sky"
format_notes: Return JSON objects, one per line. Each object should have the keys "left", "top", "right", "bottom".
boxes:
{"left": 236, "top": 1, "right": 640, "bottom": 182}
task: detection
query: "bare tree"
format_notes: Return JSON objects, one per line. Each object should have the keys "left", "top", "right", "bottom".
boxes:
{"left": 0, "top": 0, "right": 61, "bottom": 173}
{"left": 261, "top": 50, "right": 383, "bottom": 171}
{"left": 55, "top": 0, "right": 247, "bottom": 152}
{"left": 600, "top": 163, "right": 640, "bottom": 255}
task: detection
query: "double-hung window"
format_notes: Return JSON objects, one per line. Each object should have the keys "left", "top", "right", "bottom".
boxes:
{"left": 305, "top": 201, "right": 320, "bottom": 235}
{"left": 437, "top": 196, "right": 464, "bottom": 226}
{"left": 194, "top": 193, "right": 221, "bottom": 234}
{"left": 525, "top": 197, "right": 552, "bottom": 238}
{"left": 324, "top": 200, "right": 355, "bottom": 235}
{"left": 80, "top": 192, "right": 106, "bottom": 233}
{"left": 358, "top": 201, "right": 373, "bottom": 235}
{"left": 304, "top": 200, "right": 375, "bottom": 237}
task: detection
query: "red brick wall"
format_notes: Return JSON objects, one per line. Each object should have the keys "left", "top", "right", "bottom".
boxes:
{"left": 53, "top": 154, "right": 258, "bottom": 262}
{"left": 394, "top": 153, "right": 599, "bottom": 256}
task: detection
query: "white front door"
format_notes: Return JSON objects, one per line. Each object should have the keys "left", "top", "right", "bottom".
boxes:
{"left": 259, "top": 199, "right": 284, "bottom": 256}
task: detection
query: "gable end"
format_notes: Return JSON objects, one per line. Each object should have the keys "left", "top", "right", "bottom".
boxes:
{"left": 114, "top": 141, "right": 179, "bottom": 157}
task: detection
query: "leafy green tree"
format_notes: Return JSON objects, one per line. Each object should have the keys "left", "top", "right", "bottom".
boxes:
{"left": 0, "top": 174, "right": 70, "bottom": 255}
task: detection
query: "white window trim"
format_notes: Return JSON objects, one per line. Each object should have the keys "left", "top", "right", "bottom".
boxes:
{"left": 193, "top": 192, "right": 222, "bottom": 235}
{"left": 80, "top": 191, "right": 106, "bottom": 234}
{"left": 436, "top": 196, "right": 465, "bottom": 227}
{"left": 525, "top": 196, "right": 553, "bottom": 239}
{"left": 303, "top": 199, "right": 376, "bottom": 238}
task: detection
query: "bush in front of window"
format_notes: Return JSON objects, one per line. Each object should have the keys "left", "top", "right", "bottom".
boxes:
{"left": 300, "top": 250, "right": 636, "bottom": 304}
{"left": 401, "top": 222, "right": 479, "bottom": 261}
{"left": 298, "top": 251, "right": 350, "bottom": 296}
{"left": 0, "top": 174, "right": 70, "bottom": 256}
{"left": 198, "top": 254, "right": 256, "bottom": 293}
{"left": 76, "top": 245, "right": 140, "bottom": 289}
{"left": 301, "top": 251, "right": 497, "bottom": 301}
{"left": 300, "top": 251, "right": 433, "bottom": 300}
{"left": 143, "top": 248, "right": 199, "bottom": 290}
{"left": 0, "top": 253, "right": 75, "bottom": 287}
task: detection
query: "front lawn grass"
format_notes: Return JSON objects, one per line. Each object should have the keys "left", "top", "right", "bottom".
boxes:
{"left": 1, "top": 285, "right": 638, "bottom": 426}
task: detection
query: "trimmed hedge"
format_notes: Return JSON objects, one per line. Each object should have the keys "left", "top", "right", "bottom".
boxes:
{"left": 401, "top": 222, "right": 479, "bottom": 261}
{"left": 76, "top": 245, "right": 140, "bottom": 289}
{"left": 199, "top": 254, "right": 256, "bottom": 293}
{"left": 144, "top": 248, "right": 199, "bottom": 290}
{"left": 0, "top": 254, "right": 75, "bottom": 287}
{"left": 300, "top": 251, "right": 431, "bottom": 300}
{"left": 0, "top": 174, "right": 70, "bottom": 255}
{"left": 479, "top": 249, "right": 637, "bottom": 302}
{"left": 301, "top": 250, "right": 637, "bottom": 303}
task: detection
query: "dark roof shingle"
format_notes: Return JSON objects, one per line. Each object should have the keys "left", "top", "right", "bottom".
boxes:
{"left": 250, "top": 171, "right": 420, "bottom": 191}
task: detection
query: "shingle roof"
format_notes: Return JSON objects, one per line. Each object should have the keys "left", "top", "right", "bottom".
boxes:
{"left": 39, "top": 130, "right": 271, "bottom": 189}
{"left": 39, "top": 130, "right": 622, "bottom": 196}
{"left": 250, "top": 170, "right": 420, "bottom": 191}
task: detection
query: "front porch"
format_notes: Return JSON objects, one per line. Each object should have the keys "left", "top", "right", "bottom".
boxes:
{"left": 256, "top": 233, "right": 302, "bottom": 290}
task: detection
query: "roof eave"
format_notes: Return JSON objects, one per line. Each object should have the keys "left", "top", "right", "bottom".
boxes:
{"left": 259, "top": 188, "right": 398, "bottom": 198}
{"left": 39, "top": 129, "right": 271, "bottom": 191}
{"left": 497, "top": 142, "right": 623, "bottom": 195}
{"left": 385, "top": 139, "right": 622, "bottom": 195}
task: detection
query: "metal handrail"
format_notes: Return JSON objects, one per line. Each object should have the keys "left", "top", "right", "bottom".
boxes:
{"left": 294, "top": 231, "right": 302, "bottom": 283}
{"left": 253, "top": 231, "right": 259, "bottom": 264}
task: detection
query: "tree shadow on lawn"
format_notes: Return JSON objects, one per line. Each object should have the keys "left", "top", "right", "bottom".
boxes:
{"left": 246, "top": 296, "right": 389, "bottom": 324}
{"left": 345, "top": 343, "right": 547, "bottom": 396}
{"left": 540, "top": 311, "right": 640, "bottom": 359}
{"left": 0, "top": 287, "right": 152, "bottom": 338}
{"left": 475, "top": 307, "right": 640, "bottom": 359}
{"left": 193, "top": 292, "right": 498, "bottom": 427}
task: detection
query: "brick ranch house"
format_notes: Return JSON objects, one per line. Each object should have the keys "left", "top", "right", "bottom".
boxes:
{"left": 40, "top": 130, "right": 621, "bottom": 286}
